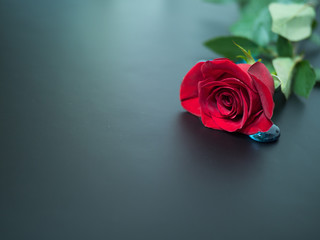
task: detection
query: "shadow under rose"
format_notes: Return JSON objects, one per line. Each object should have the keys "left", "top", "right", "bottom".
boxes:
{"left": 272, "top": 89, "right": 287, "bottom": 121}
{"left": 272, "top": 88, "right": 306, "bottom": 127}
{"left": 175, "top": 112, "right": 279, "bottom": 178}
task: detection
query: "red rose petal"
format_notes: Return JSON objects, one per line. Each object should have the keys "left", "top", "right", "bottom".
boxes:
{"left": 248, "top": 62, "right": 274, "bottom": 95}
{"left": 201, "top": 59, "right": 256, "bottom": 92}
{"left": 237, "top": 63, "right": 251, "bottom": 72}
{"left": 198, "top": 79, "right": 226, "bottom": 118}
{"left": 240, "top": 110, "right": 273, "bottom": 135}
{"left": 200, "top": 60, "right": 225, "bottom": 79}
{"left": 250, "top": 74, "right": 274, "bottom": 119}
{"left": 248, "top": 62, "right": 274, "bottom": 119}
{"left": 200, "top": 113, "right": 222, "bottom": 130}
{"left": 216, "top": 92, "right": 233, "bottom": 116}
{"left": 180, "top": 62, "right": 205, "bottom": 117}
{"left": 213, "top": 114, "right": 243, "bottom": 132}
{"left": 198, "top": 76, "right": 253, "bottom": 132}
{"left": 212, "top": 87, "right": 249, "bottom": 132}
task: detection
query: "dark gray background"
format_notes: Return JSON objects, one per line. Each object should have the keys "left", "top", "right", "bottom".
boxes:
{"left": 1, "top": 0, "right": 320, "bottom": 239}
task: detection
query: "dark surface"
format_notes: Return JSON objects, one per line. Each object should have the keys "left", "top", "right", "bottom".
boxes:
{"left": 1, "top": 0, "right": 320, "bottom": 239}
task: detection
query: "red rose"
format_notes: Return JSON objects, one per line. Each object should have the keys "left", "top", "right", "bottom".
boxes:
{"left": 180, "top": 58, "right": 275, "bottom": 135}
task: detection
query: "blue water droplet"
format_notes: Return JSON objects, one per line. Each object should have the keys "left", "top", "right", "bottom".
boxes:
{"left": 249, "top": 124, "right": 280, "bottom": 143}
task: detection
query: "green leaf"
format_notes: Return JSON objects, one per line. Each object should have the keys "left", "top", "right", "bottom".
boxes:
{"left": 204, "top": 0, "right": 253, "bottom": 5}
{"left": 231, "top": 6, "right": 275, "bottom": 46}
{"left": 277, "top": 36, "right": 293, "bottom": 57}
{"left": 272, "top": 74, "right": 281, "bottom": 89}
{"left": 264, "top": 61, "right": 276, "bottom": 74}
{"left": 204, "top": 0, "right": 238, "bottom": 3}
{"left": 293, "top": 60, "right": 316, "bottom": 98}
{"left": 269, "top": 3, "right": 316, "bottom": 41}
{"left": 204, "top": 36, "right": 260, "bottom": 61}
{"left": 312, "top": 19, "right": 317, "bottom": 29}
{"left": 272, "top": 57, "right": 296, "bottom": 99}
{"left": 206, "top": 0, "right": 308, "bottom": 7}
{"left": 315, "top": 68, "right": 320, "bottom": 82}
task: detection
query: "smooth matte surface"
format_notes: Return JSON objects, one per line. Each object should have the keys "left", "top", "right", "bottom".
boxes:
{"left": 1, "top": 1, "right": 320, "bottom": 239}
